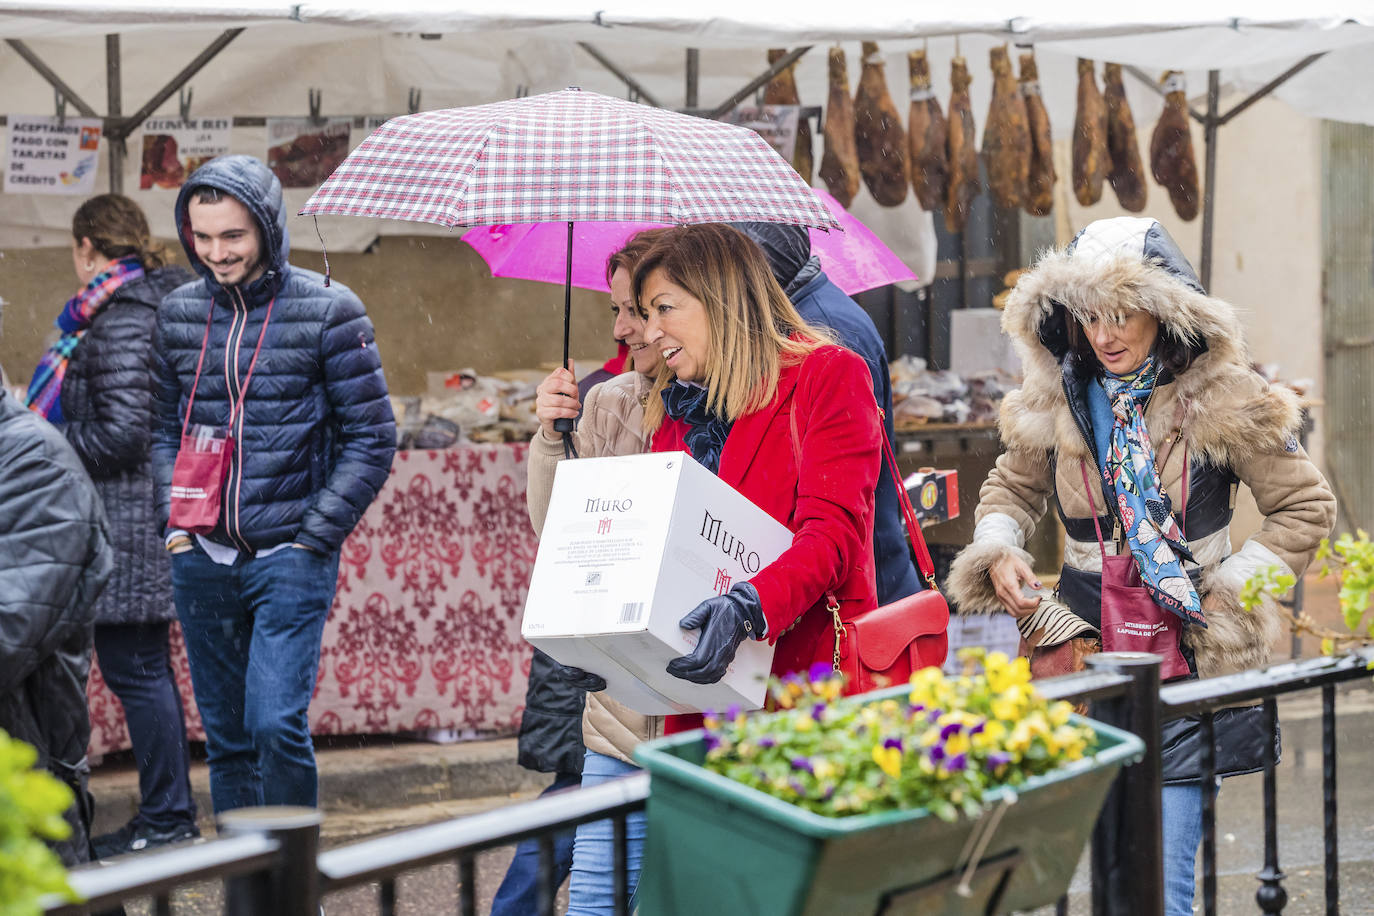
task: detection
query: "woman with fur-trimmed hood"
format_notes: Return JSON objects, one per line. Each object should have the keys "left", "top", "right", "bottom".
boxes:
{"left": 948, "top": 216, "right": 1334, "bottom": 915}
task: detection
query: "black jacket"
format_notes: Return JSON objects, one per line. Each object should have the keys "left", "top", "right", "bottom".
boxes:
{"left": 516, "top": 649, "right": 585, "bottom": 776}
{"left": 150, "top": 155, "right": 396, "bottom": 553}
{"left": 0, "top": 390, "right": 112, "bottom": 865}
{"left": 62, "top": 265, "right": 191, "bottom": 625}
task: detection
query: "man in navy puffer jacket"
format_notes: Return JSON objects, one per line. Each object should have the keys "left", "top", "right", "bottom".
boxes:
{"left": 150, "top": 155, "right": 395, "bottom": 814}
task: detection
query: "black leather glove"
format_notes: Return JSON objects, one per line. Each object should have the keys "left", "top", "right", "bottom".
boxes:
{"left": 554, "top": 663, "right": 607, "bottom": 692}
{"left": 666, "top": 582, "right": 765, "bottom": 685}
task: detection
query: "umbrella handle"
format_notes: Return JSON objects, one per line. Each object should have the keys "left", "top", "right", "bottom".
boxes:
{"left": 553, "top": 222, "right": 576, "bottom": 442}
{"left": 554, "top": 417, "right": 574, "bottom": 432}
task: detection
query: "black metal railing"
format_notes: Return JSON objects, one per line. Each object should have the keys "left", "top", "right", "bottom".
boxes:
{"left": 44, "top": 648, "right": 1374, "bottom": 915}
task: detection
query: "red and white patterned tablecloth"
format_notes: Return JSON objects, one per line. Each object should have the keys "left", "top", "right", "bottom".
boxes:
{"left": 86, "top": 444, "right": 540, "bottom": 758}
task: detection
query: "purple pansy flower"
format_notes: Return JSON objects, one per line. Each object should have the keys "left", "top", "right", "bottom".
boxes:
{"left": 789, "top": 779, "right": 806, "bottom": 795}
{"left": 758, "top": 736, "right": 777, "bottom": 749}
{"left": 927, "top": 709, "right": 943, "bottom": 724}
{"left": 929, "top": 745, "right": 946, "bottom": 763}
{"left": 704, "top": 733, "right": 721, "bottom": 751}
{"left": 791, "top": 757, "right": 814, "bottom": 773}
{"left": 811, "top": 703, "right": 827, "bottom": 722}
{"left": 809, "top": 662, "right": 833, "bottom": 683}
{"left": 986, "top": 752, "right": 1012, "bottom": 771}
{"left": 940, "top": 722, "right": 963, "bottom": 741}
{"left": 969, "top": 720, "right": 986, "bottom": 736}
{"left": 883, "top": 737, "right": 904, "bottom": 752}
{"left": 726, "top": 703, "right": 741, "bottom": 720}
{"left": 947, "top": 753, "right": 968, "bottom": 772}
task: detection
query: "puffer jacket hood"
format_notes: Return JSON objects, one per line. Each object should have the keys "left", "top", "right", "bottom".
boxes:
{"left": 174, "top": 155, "right": 289, "bottom": 306}
{"left": 998, "top": 216, "right": 1298, "bottom": 468}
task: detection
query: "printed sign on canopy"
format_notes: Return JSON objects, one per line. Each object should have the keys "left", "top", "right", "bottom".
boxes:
{"left": 266, "top": 117, "right": 352, "bottom": 189}
{"left": 139, "top": 117, "right": 232, "bottom": 189}
{"left": 4, "top": 115, "right": 101, "bottom": 195}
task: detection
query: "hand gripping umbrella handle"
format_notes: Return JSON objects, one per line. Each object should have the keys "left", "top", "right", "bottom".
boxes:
{"left": 554, "top": 222, "right": 577, "bottom": 451}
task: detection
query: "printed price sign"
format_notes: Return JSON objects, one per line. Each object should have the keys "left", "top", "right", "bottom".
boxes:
{"left": 4, "top": 115, "right": 101, "bottom": 195}
{"left": 718, "top": 105, "right": 800, "bottom": 162}
{"left": 140, "top": 117, "right": 231, "bottom": 189}
{"left": 266, "top": 117, "right": 352, "bottom": 188}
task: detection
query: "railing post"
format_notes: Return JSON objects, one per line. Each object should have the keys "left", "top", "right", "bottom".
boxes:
{"left": 219, "top": 806, "right": 323, "bottom": 916}
{"left": 1086, "top": 652, "right": 1164, "bottom": 916}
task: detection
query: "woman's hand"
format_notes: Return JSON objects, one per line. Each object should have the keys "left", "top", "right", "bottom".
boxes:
{"left": 990, "top": 554, "right": 1042, "bottom": 618}
{"left": 534, "top": 365, "right": 581, "bottom": 442}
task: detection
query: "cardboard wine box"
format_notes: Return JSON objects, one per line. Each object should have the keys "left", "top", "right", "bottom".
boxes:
{"left": 522, "top": 452, "right": 793, "bottom": 714}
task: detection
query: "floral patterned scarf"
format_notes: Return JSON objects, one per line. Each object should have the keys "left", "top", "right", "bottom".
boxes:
{"left": 1101, "top": 356, "right": 1206, "bottom": 627}
{"left": 25, "top": 257, "right": 145, "bottom": 423}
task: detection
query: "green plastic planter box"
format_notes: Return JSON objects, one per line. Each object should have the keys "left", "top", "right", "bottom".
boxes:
{"left": 633, "top": 701, "right": 1143, "bottom": 916}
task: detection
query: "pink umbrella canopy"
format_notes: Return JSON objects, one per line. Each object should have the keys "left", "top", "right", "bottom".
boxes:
{"left": 461, "top": 189, "right": 916, "bottom": 295}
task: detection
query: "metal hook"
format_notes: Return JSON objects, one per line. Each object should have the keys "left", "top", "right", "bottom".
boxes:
{"left": 307, "top": 88, "right": 324, "bottom": 126}
{"left": 179, "top": 87, "right": 194, "bottom": 123}
{"left": 515, "top": 84, "right": 529, "bottom": 99}
{"left": 407, "top": 87, "right": 422, "bottom": 114}
{"left": 54, "top": 89, "right": 66, "bottom": 128}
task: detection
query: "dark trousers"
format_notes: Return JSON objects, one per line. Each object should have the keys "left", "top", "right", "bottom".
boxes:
{"left": 171, "top": 544, "right": 340, "bottom": 814}
{"left": 94, "top": 622, "right": 197, "bottom": 830}
{"left": 489, "top": 771, "right": 580, "bottom": 916}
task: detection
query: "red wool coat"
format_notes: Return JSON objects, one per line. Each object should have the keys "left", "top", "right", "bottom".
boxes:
{"left": 652, "top": 344, "right": 882, "bottom": 698}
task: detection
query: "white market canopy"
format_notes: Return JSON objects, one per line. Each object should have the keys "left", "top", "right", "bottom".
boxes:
{"left": 1, "top": 2, "right": 1372, "bottom": 256}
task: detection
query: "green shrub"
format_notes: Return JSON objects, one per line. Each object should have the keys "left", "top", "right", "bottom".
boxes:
{"left": 1242, "top": 529, "right": 1374, "bottom": 658}
{"left": 0, "top": 730, "right": 79, "bottom": 914}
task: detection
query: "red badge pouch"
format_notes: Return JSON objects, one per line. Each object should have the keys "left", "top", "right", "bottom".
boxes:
{"left": 168, "top": 299, "right": 275, "bottom": 534}
{"left": 1079, "top": 458, "right": 1192, "bottom": 681}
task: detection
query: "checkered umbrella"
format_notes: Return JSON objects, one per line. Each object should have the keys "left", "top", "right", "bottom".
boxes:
{"left": 300, "top": 87, "right": 839, "bottom": 230}
{"left": 300, "top": 88, "right": 839, "bottom": 451}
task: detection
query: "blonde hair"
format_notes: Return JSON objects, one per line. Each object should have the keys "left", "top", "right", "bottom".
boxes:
{"left": 72, "top": 193, "right": 169, "bottom": 269}
{"left": 632, "top": 223, "right": 832, "bottom": 431}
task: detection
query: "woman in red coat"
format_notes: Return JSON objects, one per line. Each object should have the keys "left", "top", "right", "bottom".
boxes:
{"left": 633, "top": 224, "right": 882, "bottom": 696}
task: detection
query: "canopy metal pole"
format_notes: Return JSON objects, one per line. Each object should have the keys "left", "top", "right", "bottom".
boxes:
{"left": 111, "top": 28, "right": 244, "bottom": 140}
{"left": 577, "top": 43, "right": 663, "bottom": 108}
{"left": 5, "top": 39, "right": 100, "bottom": 117}
{"left": 685, "top": 48, "right": 699, "bottom": 108}
{"left": 1199, "top": 70, "right": 1220, "bottom": 291}
{"left": 106, "top": 34, "right": 123, "bottom": 194}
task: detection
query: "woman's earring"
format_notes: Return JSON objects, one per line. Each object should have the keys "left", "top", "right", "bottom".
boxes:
{"left": 84, "top": 261, "right": 94, "bottom": 271}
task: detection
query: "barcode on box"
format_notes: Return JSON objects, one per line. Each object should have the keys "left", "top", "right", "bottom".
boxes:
{"left": 617, "top": 602, "right": 645, "bottom": 625}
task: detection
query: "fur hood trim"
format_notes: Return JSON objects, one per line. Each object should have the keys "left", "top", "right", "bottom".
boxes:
{"left": 999, "top": 219, "right": 1301, "bottom": 466}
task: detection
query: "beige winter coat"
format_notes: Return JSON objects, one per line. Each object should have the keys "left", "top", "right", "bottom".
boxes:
{"left": 948, "top": 221, "right": 1336, "bottom": 679}
{"left": 526, "top": 371, "right": 663, "bottom": 765}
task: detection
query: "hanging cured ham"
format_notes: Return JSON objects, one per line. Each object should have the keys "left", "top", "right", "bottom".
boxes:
{"left": 1150, "top": 70, "right": 1200, "bottom": 221}
{"left": 944, "top": 56, "right": 979, "bottom": 233}
{"left": 764, "top": 48, "right": 813, "bottom": 184}
{"left": 1103, "top": 63, "right": 1147, "bottom": 212}
{"left": 1072, "top": 58, "right": 1108, "bottom": 207}
{"left": 854, "top": 41, "right": 908, "bottom": 207}
{"left": 819, "top": 47, "right": 861, "bottom": 208}
{"left": 982, "top": 45, "right": 1030, "bottom": 210}
{"left": 907, "top": 49, "right": 948, "bottom": 212}
{"left": 1019, "top": 52, "right": 1055, "bottom": 217}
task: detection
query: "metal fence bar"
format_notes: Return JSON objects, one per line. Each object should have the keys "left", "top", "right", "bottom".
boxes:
{"left": 45, "top": 833, "right": 280, "bottom": 914}
{"left": 458, "top": 855, "right": 476, "bottom": 916}
{"left": 220, "top": 807, "right": 322, "bottom": 916}
{"left": 613, "top": 813, "right": 629, "bottom": 916}
{"left": 1323, "top": 684, "right": 1340, "bottom": 914}
{"left": 318, "top": 772, "right": 649, "bottom": 892}
{"left": 1256, "top": 697, "right": 1287, "bottom": 913}
{"left": 379, "top": 878, "right": 396, "bottom": 916}
{"left": 1200, "top": 712, "right": 1218, "bottom": 916}
{"left": 537, "top": 834, "right": 557, "bottom": 915}
{"left": 1159, "top": 649, "right": 1374, "bottom": 718}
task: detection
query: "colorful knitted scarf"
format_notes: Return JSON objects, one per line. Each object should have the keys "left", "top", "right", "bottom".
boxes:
{"left": 1101, "top": 356, "right": 1207, "bottom": 627}
{"left": 24, "top": 257, "right": 145, "bottom": 423}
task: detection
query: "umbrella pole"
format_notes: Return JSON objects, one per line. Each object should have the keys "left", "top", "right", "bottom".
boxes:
{"left": 554, "top": 221, "right": 578, "bottom": 458}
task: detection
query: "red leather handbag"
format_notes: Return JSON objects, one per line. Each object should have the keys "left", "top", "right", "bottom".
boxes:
{"left": 829, "top": 426, "right": 950, "bottom": 693}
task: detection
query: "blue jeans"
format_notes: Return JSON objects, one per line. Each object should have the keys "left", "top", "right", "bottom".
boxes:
{"left": 490, "top": 771, "right": 580, "bottom": 916}
{"left": 566, "top": 751, "right": 647, "bottom": 916}
{"left": 171, "top": 543, "right": 340, "bottom": 814}
{"left": 1162, "top": 780, "right": 1220, "bottom": 916}
{"left": 94, "top": 622, "right": 197, "bottom": 831}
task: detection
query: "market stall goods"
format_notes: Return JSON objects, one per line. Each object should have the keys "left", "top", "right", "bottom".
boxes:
{"left": 1103, "top": 63, "right": 1148, "bottom": 212}
{"left": 820, "top": 47, "right": 862, "bottom": 208}
{"left": 1019, "top": 52, "right": 1055, "bottom": 217}
{"left": 982, "top": 45, "right": 1030, "bottom": 210}
{"left": 1072, "top": 58, "right": 1109, "bottom": 207}
{"left": 1150, "top": 70, "right": 1201, "bottom": 221}
{"left": 906, "top": 49, "right": 948, "bottom": 212}
{"left": 765, "top": 48, "right": 813, "bottom": 184}
{"left": 944, "top": 56, "right": 980, "bottom": 233}
{"left": 854, "top": 42, "right": 909, "bottom": 207}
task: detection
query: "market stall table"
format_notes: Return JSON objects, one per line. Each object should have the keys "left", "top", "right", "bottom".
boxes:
{"left": 85, "top": 443, "right": 540, "bottom": 758}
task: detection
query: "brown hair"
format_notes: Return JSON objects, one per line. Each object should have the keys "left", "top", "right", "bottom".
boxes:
{"left": 632, "top": 223, "right": 832, "bottom": 430}
{"left": 72, "top": 194, "right": 169, "bottom": 269}
{"left": 605, "top": 228, "right": 672, "bottom": 286}
{"left": 1066, "top": 312, "right": 1196, "bottom": 377}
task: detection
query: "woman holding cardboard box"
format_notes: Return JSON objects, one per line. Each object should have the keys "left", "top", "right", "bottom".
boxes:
{"left": 634, "top": 224, "right": 885, "bottom": 703}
